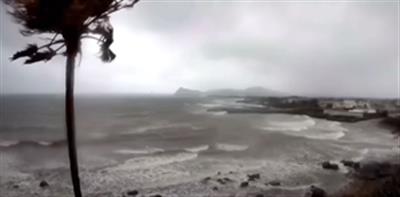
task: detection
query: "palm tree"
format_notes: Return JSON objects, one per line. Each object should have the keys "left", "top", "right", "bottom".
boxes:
{"left": 2, "top": 0, "right": 141, "bottom": 196}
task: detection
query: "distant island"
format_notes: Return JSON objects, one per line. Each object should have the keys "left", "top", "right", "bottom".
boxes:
{"left": 174, "top": 87, "right": 204, "bottom": 97}
{"left": 174, "top": 86, "right": 287, "bottom": 97}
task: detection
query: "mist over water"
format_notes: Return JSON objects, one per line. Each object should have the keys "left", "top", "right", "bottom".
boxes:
{"left": 0, "top": 95, "right": 398, "bottom": 196}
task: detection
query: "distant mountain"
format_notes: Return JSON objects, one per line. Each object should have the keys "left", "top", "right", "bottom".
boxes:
{"left": 174, "top": 86, "right": 286, "bottom": 97}
{"left": 174, "top": 87, "right": 204, "bottom": 97}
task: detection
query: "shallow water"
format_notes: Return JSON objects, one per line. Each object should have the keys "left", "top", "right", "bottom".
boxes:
{"left": 0, "top": 95, "right": 398, "bottom": 196}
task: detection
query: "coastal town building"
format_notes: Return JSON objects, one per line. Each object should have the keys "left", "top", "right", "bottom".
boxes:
{"left": 319, "top": 99, "right": 378, "bottom": 118}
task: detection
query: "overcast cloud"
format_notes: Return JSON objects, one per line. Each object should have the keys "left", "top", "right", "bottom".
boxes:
{"left": 0, "top": 0, "right": 399, "bottom": 98}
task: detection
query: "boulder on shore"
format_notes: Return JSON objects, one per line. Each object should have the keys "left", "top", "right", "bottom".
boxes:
{"left": 240, "top": 181, "right": 249, "bottom": 188}
{"left": 126, "top": 190, "right": 139, "bottom": 196}
{"left": 39, "top": 181, "right": 49, "bottom": 188}
{"left": 268, "top": 180, "right": 281, "bottom": 186}
{"left": 341, "top": 160, "right": 360, "bottom": 169}
{"left": 321, "top": 161, "right": 339, "bottom": 170}
{"left": 304, "top": 185, "right": 327, "bottom": 197}
{"left": 223, "top": 177, "right": 234, "bottom": 183}
{"left": 247, "top": 173, "right": 261, "bottom": 181}
{"left": 217, "top": 178, "right": 226, "bottom": 185}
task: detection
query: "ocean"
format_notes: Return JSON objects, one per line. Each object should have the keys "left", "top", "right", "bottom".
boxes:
{"left": 0, "top": 95, "right": 398, "bottom": 196}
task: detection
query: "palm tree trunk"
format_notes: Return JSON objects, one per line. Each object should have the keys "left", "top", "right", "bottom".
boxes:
{"left": 66, "top": 52, "right": 82, "bottom": 197}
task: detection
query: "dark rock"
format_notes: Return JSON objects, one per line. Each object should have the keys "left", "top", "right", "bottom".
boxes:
{"left": 12, "top": 185, "right": 19, "bottom": 189}
{"left": 217, "top": 171, "right": 221, "bottom": 175}
{"left": 217, "top": 178, "right": 226, "bottom": 185}
{"left": 217, "top": 178, "right": 232, "bottom": 185}
{"left": 354, "top": 162, "right": 398, "bottom": 180}
{"left": 321, "top": 161, "right": 339, "bottom": 170}
{"left": 201, "top": 176, "right": 212, "bottom": 184}
{"left": 255, "top": 194, "right": 264, "bottom": 197}
{"left": 212, "top": 186, "right": 218, "bottom": 191}
{"left": 39, "top": 180, "right": 49, "bottom": 188}
{"left": 223, "top": 177, "right": 234, "bottom": 182}
{"left": 126, "top": 190, "right": 139, "bottom": 196}
{"left": 149, "top": 195, "right": 162, "bottom": 197}
{"left": 341, "top": 160, "right": 360, "bottom": 169}
{"left": 247, "top": 173, "right": 261, "bottom": 181}
{"left": 240, "top": 181, "right": 249, "bottom": 188}
{"left": 304, "top": 185, "right": 326, "bottom": 197}
{"left": 268, "top": 181, "right": 281, "bottom": 186}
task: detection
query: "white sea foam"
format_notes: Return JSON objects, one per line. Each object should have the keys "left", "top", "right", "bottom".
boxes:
{"left": 0, "top": 140, "right": 55, "bottom": 147}
{"left": 108, "top": 152, "right": 198, "bottom": 171}
{"left": 301, "top": 131, "right": 345, "bottom": 140}
{"left": 0, "top": 140, "right": 19, "bottom": 147}
{"left": 184, "top": 145, "right": 210, "bottom": 153}
{"left": 37, "top": 141, "right": 52, "bottom": 146}
{"left": 0, "top": 152, "right": 30, "bottom": 179}
{"left": 308, "top": 121, "right": 347, "bottom": 140}
{"left": 260, "top": 115, "right": 346, "bottom": 140}
{"left": 211, "top": 111, "right": 227, "bottom": 116}
{"left": 122, "top": 122, "right": 202, "bottom": 135}
{"left": 215, "top": 143, "right": 249, "bottom": 152}
{"left": 262, "top": 116, "right": 316, "bottom": 132}
{"left": 114, "top": 147, "right": 164, "bottom": 155}
{"left": 128, "top": 124, "right": 169, "bottom": 134}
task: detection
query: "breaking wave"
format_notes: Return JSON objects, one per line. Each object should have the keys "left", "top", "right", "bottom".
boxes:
{"left": 210, "top": 111, "right": 227, "bottom": 116}
{"left": 0, "top": 140, "right": 65, "bottom": 148}
{"left": 114, "top": 147, "right": 164, "bottom": 155}
{"left": 108, "top": 152, "right": 198, "bottom": 171}
{"left": 262, "top": 115, "right": 316, "bottom": 132}
{"left": 121, "top": 122, "right": 202, "bottom": 135}
{"left": 259, "top": 115, "right": 346, "bottom": 140}
{"left": 184, "top": 145, "right": 210, "bottom": 153}
{"left": 214, "top": 143, "right": 249, "bottom": 152}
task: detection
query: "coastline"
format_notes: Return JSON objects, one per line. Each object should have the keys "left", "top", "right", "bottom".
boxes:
{"left": 2, "top": 115, "right": 399, "bottom": 197}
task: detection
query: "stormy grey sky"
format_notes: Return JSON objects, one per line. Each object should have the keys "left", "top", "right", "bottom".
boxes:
{"left": 1, "top": 0, "right": 399, "bottom": 98}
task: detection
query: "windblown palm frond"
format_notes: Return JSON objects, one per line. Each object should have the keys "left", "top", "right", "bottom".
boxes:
{"left": 11, "top": 44, "right": 38, "bottom": 60}
{"left": 3, "top": 0, "right": 140, "bottom": 63}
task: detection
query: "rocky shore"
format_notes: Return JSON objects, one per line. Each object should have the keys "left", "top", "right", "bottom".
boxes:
{"left": 4, "top": 155, "right": 399, "bottom": 196}
{"left": 125, "top": 160, "right": 399, "bottom": 197}
{"left": 3, "top": 98, "right": 399, "bottom": 197}
{"left": 332, "top": 161, "right": 400, "bottom": 197}
{"left": 207, "top": 96, "right": 398, "bottom": 123}
{"left": 207, "top": 105, "right": 385, "bottom": 123}
{"left": 380, "top": 116, "right": 400, "bottom": 136}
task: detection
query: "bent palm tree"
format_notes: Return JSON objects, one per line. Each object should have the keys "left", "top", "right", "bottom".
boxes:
{"left": 3, "top": 0, "right": 141, "bottom": 196}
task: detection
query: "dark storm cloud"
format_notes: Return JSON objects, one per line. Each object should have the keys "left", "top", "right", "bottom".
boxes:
{"left": 1, "top": 1, "right": 399, "bottom": 97}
